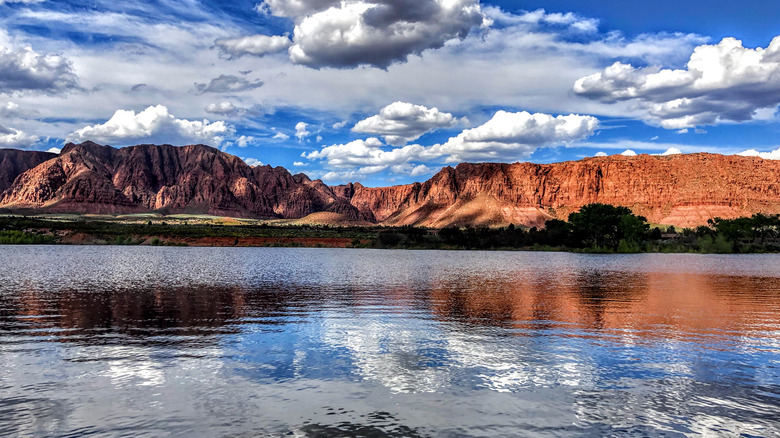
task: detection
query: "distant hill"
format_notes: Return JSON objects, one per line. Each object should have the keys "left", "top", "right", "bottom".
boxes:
{"left": 3, "top": 142, "right": 780, "bottom": 228}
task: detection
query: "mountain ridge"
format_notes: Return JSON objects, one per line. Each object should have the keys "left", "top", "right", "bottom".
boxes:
{"left": 2, "top": 142, "right": 780, "bottom": 228}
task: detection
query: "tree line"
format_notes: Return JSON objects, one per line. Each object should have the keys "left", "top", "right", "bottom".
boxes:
{"left": 377, "top": 203, "right": 780, "bottom": 253}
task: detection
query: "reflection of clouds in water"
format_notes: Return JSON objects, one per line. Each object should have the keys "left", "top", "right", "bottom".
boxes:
{"left": 319, "top": 311, "right": 599, "bottom": 394}
{"left": 320, "top": 316, "right": 451, "bottom": 393}
{"left": 102, "top": 346, "right": 165, "bottom": 388}
{"left": 444, "top": 332, "right": 598, "bottom": 393}
{"left": 62, "top": 344, "right": 226, "bottom": 390}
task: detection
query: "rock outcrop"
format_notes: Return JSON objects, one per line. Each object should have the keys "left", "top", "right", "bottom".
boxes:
{"left": 0, "top": 149, "right": 57, "bottom": 193}
{"left": 2, "top": 142, "right": 780, "bottom": 228}
{"left": 340, "top": 154, "right": 780, "bottom": 228}
{"left": 0, "top": 142, "right": 362, "bottom": 219}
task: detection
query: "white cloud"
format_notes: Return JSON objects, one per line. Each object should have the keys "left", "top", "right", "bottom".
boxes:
{"left": 0, "top": 44, "right": 79, "bottom": 94}
{"left": 0, "top": 0, "right": 45, "bottom": 4}
{"left": 0, "top": 124, "right": 38, "bottom": 147}
{"left": 273, "top": 131, "right": 290, "bottom": 140}
{"left": 677, "top": 129, "right": 689, "bottom": 134}
{"left": 215, "top": 34, "right": 292, "bottom": 58}
{"left": 594, "top": 151, "right": 607, "bottom": 157}
{"left": 352, "top": 101, "right": 459, "bottom": 145}
{"left": 492, "top": 8, "right": 599, "bottom": 33}
{"left": 295, "top": 121, "right": 310, "bottom": 140}
{"left": 67, "top": 105, "right": 234, "bottom": 146}
{"left": 257, "top": 0, "right": 340, "bottom": 17}
{"left": 262, "top": 0, "right": 488, "bottom": 68}
{"left": 0, "top": 4, "right": 708, "bottom": 150}
{"left": 46, "top": 147, "right": 61, "bottom": 154}
{"left": 660, "top": 147, "right": 682, "bottom": 155}
{"left": 292, "top": 161, "right": 308, "bottom": 166}
{"left": 242, "top": 157, "right": 263, "bottom": 166}
{"left": 738, "top": 148, "right": 780, "bottom": 160}
{"left": 205, "top": 101, "right": 237, "bottom": 115}
{"left": 235, "top": 135, "right": 254, "bottom": 147}
{"left": 409, "top": 164, "right": 432, "bottom": 177}
{"left": 574, "top": 36, "right": 780, "bottom": 129}
{"left": 305, "top": 110, "right": 599, "bottom": 179}
{"left": 304, "top": 137, "right": 423, "bottom": 168}
{"left": 620, "top": 149, "right": 637, "bottom": 156}
{"left": 332, "top": 120, "right": 348, "bottom": 129}
{"left": 430, "top": 111, "right": 599, "bottom": 162}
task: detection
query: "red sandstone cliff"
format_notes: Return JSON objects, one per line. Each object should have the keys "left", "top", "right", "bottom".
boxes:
{"left": 2, "top": 143, "right": 780, "bottom": 228}
{"left": 0, "top": 142, "right": 361, "bottom": 219}
{"left": 0, "top": 149, "right": 57, "bottom": 193}
{"left": 342, "top": 154, "right": 780, "bottom": 228}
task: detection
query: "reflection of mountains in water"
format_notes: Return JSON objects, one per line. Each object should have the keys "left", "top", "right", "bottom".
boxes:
{"left": 3, "top": 270, "right": 780, "bottom": 346}
{"left": 431, "top": 270, "right": 780, "bottom": 342}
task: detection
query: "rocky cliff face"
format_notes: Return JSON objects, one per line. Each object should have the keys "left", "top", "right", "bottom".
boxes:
{"left": 341, "top": 154, "right": 780, "bottom": 228}
{"left": 0, "top": 149, "right": 57, "bottom": 193}
{"left": 0, "top": 142, "right": 362, "bottom": 219}
{"left": 2, "top": 143, "right": 780, "bottom": 228}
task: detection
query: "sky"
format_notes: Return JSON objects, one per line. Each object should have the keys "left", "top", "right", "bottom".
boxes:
{"left": 1, "top": 0, "right": 780, "bottom": 186}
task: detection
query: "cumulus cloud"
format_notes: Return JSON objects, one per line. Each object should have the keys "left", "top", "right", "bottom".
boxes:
{"left": 332, "top": 120, "right": 348, "bottom": 129}
{"left": 660, "top": 147, "right": 682, "bottom": 155}
{"left": 620, "top": 149, "right": 637, "bottom": 156}
{"left": 46, "top": 147, "right": 61, "bottom": 154}
{"left": 409, "top": 164, "right": 432, "bottom": 177}
{"left": 303, "top": 137, "right": 428, "bottom": 170}
{"left": 295, "top": 121, "right": 310, "bottom": 140}
{"left": 215, "top": 34, "right": 292, "bottom": 58}
{"left": 352, "top": 101, "right": 459, "bottom": 145}
{"left": 242, "top": 157, "right": 263, "bottom": 166}
{"left": 574, "top": 37, "right": 780, "bottom": 129}
{"left": 293, "top": 161, "right": 307, "bottom": 166}
{"left": 205, "top": 101, "right": 237, "bottom": 115}
{"left": 0, "top": 124, "right": 38, "bottom": 147}
{"left": 234, "top": 135, "right": 254, "bottom": 147}
{"left": 67, "top": 105, "right": 234, "bottom": 146}
{"left": 254, "top": 0, "right": 488, "bottom": 68}
{"left": 738, "top": 148, "right": 780, "bottom": 160}
{"left": 0, "top": 45, "right": 79, "bottom": 94}
{"left": 305, "top": 110, "right": 599, "bottom": 179}
{"left": 194, "top": 74, "right": 263, "bottom": 94}
{"left": 272, "top": 131, "right": 290, "bottom": 140}
{"left": 594, "top": 151, "right": 607, "bottom": 157}
{"left": 430, "top": 111, "right": 599, "bottom": 162}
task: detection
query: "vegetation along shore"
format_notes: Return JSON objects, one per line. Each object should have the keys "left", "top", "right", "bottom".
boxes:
{"left": 2, "top": 203, "right": 779, "bottom": 253}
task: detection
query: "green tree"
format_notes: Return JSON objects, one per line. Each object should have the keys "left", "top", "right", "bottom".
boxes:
{"left": 568, "top": 203, "right": 648, "bottom": 249}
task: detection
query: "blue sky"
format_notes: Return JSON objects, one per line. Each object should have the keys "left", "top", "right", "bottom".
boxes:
{"left": 1, "top": 0, "right": 780, "bottom": 186}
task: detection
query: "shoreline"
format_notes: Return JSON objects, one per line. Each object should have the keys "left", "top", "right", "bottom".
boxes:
{"left": 2, "top": 215, "right": 779, "bottom": 254}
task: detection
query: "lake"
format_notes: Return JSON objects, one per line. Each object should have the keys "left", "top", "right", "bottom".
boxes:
{"left": 1, "top": 246, "right": 779, "bottom": 437}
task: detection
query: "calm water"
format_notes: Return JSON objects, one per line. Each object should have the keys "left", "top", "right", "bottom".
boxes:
{"left": 0, "top": 247, "right": 779, "bottom": 437}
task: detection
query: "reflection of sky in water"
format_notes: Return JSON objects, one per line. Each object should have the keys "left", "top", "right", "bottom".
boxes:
{"left": 1, "top": 247, "right": 779, "bottom": 436}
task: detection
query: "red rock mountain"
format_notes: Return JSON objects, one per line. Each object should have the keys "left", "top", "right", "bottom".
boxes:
{"left": 0, "top": 149, "right": 57, "bottom": 193}
{"left": 339, "top": 155, "right": 780, "bottom": 228}
{"left": 0, "top": 142, "right": 362, "bottom": 218}
{"left": 2, "top": 142, "right": 780, "bottom": 228}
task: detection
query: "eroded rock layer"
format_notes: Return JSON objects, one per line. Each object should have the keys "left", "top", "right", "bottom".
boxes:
{"left": 340, "top": 155, "right": 780, "bottom": 228}
{"left": 2, "top": 142, "right": 780, "bottom": 228}
{"left": 0, "top": 149, "right": 57, "bottom": 193}
{"left": 0, "top": 142, "right": 362, "bottom": 219}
